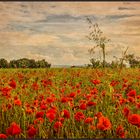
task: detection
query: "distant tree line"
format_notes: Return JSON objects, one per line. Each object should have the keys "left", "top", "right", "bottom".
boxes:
{"left": 87, "top": 53, "right": 140, "bottom": 68}
{"left": 0, "top": 58, "right": 51, "bottom": 68}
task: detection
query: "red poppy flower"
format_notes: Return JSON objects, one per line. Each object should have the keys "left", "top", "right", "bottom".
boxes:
{"left": 41, "top": 79, "right": 52, "bottom": 87}
{"left": 87, "top": 101, "right": 96, "bottom": 107}
{"left": 27, "top": 125, "right": 37, "bottom": 138}
{"left": 54, "top": 121, "right": 62, "bottom": 130}
{"left": 14, "top": 99, "right": 22, "bottom": 106}
{"left": 77, "top": 89, "right": 81, "bottom": 94}
{"left": 9, "top": 80, "right": 16, "bottom": 89}
{"left": 128, "top": 114, "right": 140, "bottom": 127}
{"left": 34, "top": 117, "right": 44, "bottom": 124}
{"left": 119, "top": 98, "right": 127, "bottom": 105}
{"left": 110, "top": 80, "right": 118, "bottom": 87}
{"left": 41, "top": 80, "right": 46, "bottom": 87}
{"left": 69, "top": 92, "right": 76, "bottom": 98}
{"left": 61, "top": 97, "right": 68, "bottom": 103}
{"left": 123, "top": 78, "right": 128, "bottom": 83}
{"left": 46, "top": 97, "right": 55, "bottom": 103}
{"left": 6, "top": 122, "right": 21, "bottom": 136}
{"left": 116, "top": 125, "right": 126, "bottom": 138}
{"left": 26, "top": 108, "right": 33, "bottom": 115}
{"left": 84, "top": 117, "right": 94, "bottom": 124}
{"left": 36, "top": 111, "right": 44, "bottom": 118}
{"left": 40, "top": 104, "right": 47, "bottom": 110}
{"left": 60, "top": 88, "right": 65, "bottom": 93}
{"left": 39, "top": 95, "right": 44, "bottom": 100}
{"left": 91, "top": 79, "right": 101, "bottom": 85}
{"left": 127, "top": 90, "right": 136, "bottom": 98}
{"left": 127, "top": 97, "right": 135, "bottom": 103}
{"left": 79, "top": 103, "right": 87, "bottom": 110}
{"left": 136, "top": 103, "right": 140, "bottom": 109}
{"left": 22, "top": 84, "right": 27, "bottom": 89}
{"left": 75, "top": 84, "right": 80, "bottom": 89}
{"left": 67, "top": 97, "right": 73, "bottom": 102}
{"left": 90, "top": 88, "right": 98, "bottom": 95}
{"left": 7, "top": 103, "right": 12, "bottom": 110}
{"left": 32, "top": 82, "right": 39, "bottom": 90}
{"left": 97, "top": 116, "right": 112, "bottom": 131}
{"left": 74, "top": 112, "right": 85, "bottom": 122}
{"left": 122, "top": 83, "right": 128, "bottom": 89}
{"left": 0, "top": 134, "right": 7, "bottom": 138}
{"left": 46, "top": 112, "right": 56, "bottom": 122}
{"left": 33, "top": 100, "right": 38, "bottom": 107}
{"left": 79, "top": 100, "right": 86, "bottom": 104}
{"left": 25, "top": 103, "right": 30, "bottom": 108}
{"left": 46, "top": 109, "right": 56, "bottom": 122}
{"left": 137, "top": 95, "right": 140, "bottom": 99}
{"left": 102, "top": 91, "right": 106, "bottom": 96}
{"left": 85, "top": 94, "right": 92, "bottom": 100}
{"left": 95, "top": 112, "right": 103, "bottom": 119}
{"left": 14, "top": 96, "right": 18, "bottom": 100}
{"left": 1, "top": 87, "right": 11, "bottom": 97}
{"left": 62, "top": 109, "right": 70, "bottom": 119}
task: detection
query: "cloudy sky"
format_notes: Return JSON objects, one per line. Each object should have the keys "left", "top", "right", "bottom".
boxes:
{"left": 0, "top": 2, "right": 140, "bottom": 65}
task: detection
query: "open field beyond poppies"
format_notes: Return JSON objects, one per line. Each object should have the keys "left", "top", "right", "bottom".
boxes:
{"left": 0, "top": 68, "right": 140, "bottom": 138}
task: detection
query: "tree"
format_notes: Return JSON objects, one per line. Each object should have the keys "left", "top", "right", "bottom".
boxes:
{"left": 0, "top": 58, "right": 9, "bottom": 68}
{"left": 36, "top": 59, "right": 51, "bottom": 68}
{"left": 9, "top": 60, "right": 17, "bottom": 68}
{"left": 28, "top": 59, "right": 37, "bottom": 68}
{"left": 125, "top": 54, "right": 140, "bottom": 68}
{"left": 90, "top": 58, "right": 101, "bottom": 68}
{"left": 16, "top": 58, "right": 30, "bottom": 68}
{"left": 8, "top": 58, "right": 51, "bottom": 68}
{"left": 86, "top": 17, "right": 110, "bottom": 68}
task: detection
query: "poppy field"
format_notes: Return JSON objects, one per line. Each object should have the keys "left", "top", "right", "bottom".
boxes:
{"left": 0, "top": 68, "right": 140, "bottom": 138}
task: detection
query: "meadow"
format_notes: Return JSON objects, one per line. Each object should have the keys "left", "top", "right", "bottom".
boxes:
{"left": 0, "top": 68, "right": 140, "bottom": 138}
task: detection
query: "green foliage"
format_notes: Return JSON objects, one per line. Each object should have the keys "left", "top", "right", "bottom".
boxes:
{"left": 125, "top": 54, "right": 140, "bottom": 68}
{"left": 90, "top": 58, "right": 101, "bottom": 68}
{"left": 0, "top": 58, "right": 51, "bottom": 68}
{"left": 0, "top": 58, "right": 9, "bottom": 68}
{"left": 36, "top": 59, "right": 51, "bottom": 68}
{"left": 88, "top": 58, "right": 126, "bottom": 69}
